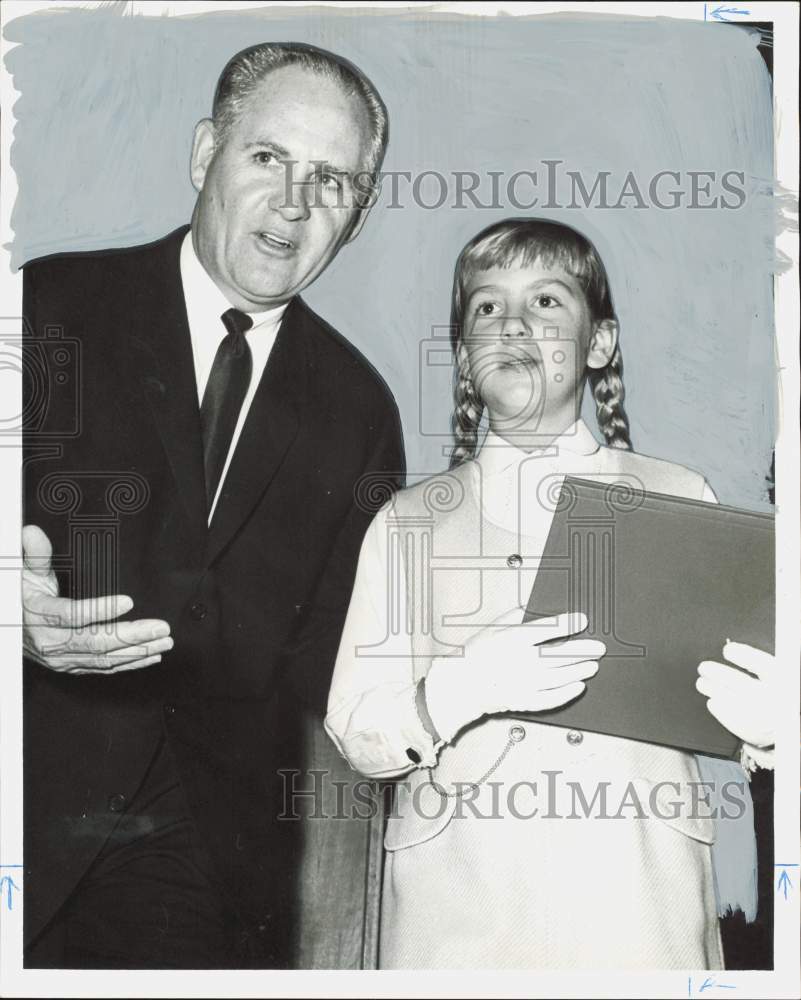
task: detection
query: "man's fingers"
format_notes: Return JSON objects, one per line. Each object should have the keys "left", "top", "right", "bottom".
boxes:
{"left": 59, "top": 641, "right": 169, "bottom": 671}
{"left": 65, "top": 654, "right": 163, "bottom": 676}
{"left": 104, "top": 654, "right": 165, "bottom": 674}
{"left": 47, "top": 637, "right": 172, "bottom": 671}
{"left": 22, "top": 524, "right": 54, "bottom": 576}
{"left": 77, "top": 621, "right": 172, "bottom": 654}
{"left": 24, "top": 592, "right": 135, "bottom": 628}
{"left": 722, "top": 641, "right": 775, "bottom": 680}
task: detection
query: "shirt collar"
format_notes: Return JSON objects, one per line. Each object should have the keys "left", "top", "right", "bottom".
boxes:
{"left": 180, "top": 230, "right": 288, "bottom": 333}
{"left": 477, "top": 419, "right": 601, "bottom": 479}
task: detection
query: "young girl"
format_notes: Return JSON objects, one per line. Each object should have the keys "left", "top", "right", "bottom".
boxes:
{"left": 325, "top": 219, "right": 775, "bottom": 969}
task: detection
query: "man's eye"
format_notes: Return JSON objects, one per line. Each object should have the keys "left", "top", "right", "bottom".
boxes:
{"left": 318, "top": 173, "right": 342, "bottom": 190}
{"left": 254, "top": 151, "right": 280, "bottom": 166}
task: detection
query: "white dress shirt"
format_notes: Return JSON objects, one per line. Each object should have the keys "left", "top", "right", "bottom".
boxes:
{"left": 179, "top": 231, "right": 288, "bottom": 522}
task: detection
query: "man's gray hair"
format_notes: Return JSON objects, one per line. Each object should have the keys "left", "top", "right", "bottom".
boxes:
{"left": 212, "top": 42, "right": 388, "bottom": 187}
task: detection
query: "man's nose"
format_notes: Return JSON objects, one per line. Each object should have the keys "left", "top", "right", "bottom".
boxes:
{"left": 500, "top": 315, "right": 532, "bottom": 339}
{"left": 270, "top": 178, "right": 312, "bottom": 223}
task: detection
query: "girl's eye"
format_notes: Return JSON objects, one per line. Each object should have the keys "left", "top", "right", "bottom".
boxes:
{"left": 533, "top": 294, "right": 560, "bottom": 309}
{"left": 475, "top": 301, "right": 501, "bottom": 316}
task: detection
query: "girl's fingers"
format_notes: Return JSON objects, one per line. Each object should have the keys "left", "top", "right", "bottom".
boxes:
{"left": 697, "top": 660, "right": 759, "bottom": 699}
{"left": 722, "top": 641, "right": 775, "bottom": 680}
{"left": 538, "top": 637, "right": 606, "bottom": 662}
{"left": 539, "top": 659, "right": 599, "bottom": 690}
{"left": 704, "top": 697, "right": 729, "bottom": 728}
{"left": 535, "top": 680, "right": 587, "bottom": 711}
{"left": 524, "top": 611, "right": 588, "bottom": 644}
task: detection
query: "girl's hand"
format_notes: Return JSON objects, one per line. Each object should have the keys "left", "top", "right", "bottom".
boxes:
{"left": 424, "top": 610, "right": 605, "bottom": 744}
{"left": 696, "top": 641, "right": 775, "bottom": 749}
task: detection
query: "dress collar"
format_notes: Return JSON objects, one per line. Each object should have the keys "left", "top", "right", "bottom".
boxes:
{"left": 476, "top": 419, "right": 601, "bottom": 479}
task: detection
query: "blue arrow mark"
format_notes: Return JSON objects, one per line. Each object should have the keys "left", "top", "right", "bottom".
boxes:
{"left": 777, "top": 869, "right": 793, "bottom": 899}
{"left": 0, "top": 875, "right": 19, "bottom": 911}
{"left": 700, "top": 978, "right": 737, "bottom": 992}
{"left": 709, "top": 5, "right": 751, "bottom": 20}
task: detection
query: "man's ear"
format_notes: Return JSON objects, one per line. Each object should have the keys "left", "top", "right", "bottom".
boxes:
{"left": 344, "top": 205, "right": 371, "bottom": 244}
{"left": 190, "top": 119, "right": 217, "bottom": 193}
{"left": 344, "top": 176, "right": 381, "bottom": 244}
{"left": 586, "top": 318, "right": 618, "bottom": 370}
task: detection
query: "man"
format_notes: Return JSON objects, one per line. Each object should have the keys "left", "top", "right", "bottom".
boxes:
{"left": 21, "top": 42, "right": 403, "bottom": 969}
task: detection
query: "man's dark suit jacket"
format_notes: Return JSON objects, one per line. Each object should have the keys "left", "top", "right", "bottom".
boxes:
{"left": 21, "top": 225, "right": 405, "bottom": 966}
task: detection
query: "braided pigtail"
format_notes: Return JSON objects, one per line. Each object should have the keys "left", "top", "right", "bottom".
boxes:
{"left": 449, "top": 346, "right": 484, "bottom": 468}
{"left": 587, "top": 343, "right": 632, "bottom": 451}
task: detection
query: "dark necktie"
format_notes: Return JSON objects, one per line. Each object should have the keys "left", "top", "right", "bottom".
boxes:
{"left": 200, "top": 307, "right": 254, "bottom": 511}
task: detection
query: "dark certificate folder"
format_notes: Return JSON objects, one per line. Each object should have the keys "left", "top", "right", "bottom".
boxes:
{"left": 520, "top": 476, "right": 775, "bottom": 758}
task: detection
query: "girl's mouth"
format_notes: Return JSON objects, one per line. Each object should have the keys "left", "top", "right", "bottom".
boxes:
{"left": 498, "top": 351, "right": 539, "bottom": 370}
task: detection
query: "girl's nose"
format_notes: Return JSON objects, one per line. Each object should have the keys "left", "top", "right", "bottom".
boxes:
{"left": 500, "top": 316, "right": 532, "bottom": 339}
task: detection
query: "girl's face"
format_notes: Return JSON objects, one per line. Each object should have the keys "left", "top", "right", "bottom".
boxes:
{"left": 460, "top": 257, "right": 616, "bottom": 437}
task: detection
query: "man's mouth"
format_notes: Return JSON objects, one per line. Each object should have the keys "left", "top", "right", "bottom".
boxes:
{"left": 256, "top": 231, "right": 296, "bottom": 253}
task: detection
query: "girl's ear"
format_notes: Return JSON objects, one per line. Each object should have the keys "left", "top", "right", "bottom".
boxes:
{"left": 586, "top": 319, "right": 618, "bottom": 370}
{"left": 456, "top": 340, "right": 471, "bottom": 377}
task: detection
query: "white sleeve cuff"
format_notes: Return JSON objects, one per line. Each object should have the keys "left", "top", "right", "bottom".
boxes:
{"left": 325, "top": 682, "right": 441, "bottom": 778}
{"left": 739, "top": 742, "right": 775, "bottom": 773}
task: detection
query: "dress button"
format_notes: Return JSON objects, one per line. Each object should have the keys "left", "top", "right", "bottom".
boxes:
{"left": 108, "top": 793, "right": 127, "bottom": 813}
{"left": 566, "top": 729, "right": 584, "bottom": 746}
{"left": 190, "top": 602, "right": 207, "bottom": 621}
{"left": 509, "top": 725, "right": 526, "bottom": 743}
{"left": 506, "top": 553, "right": 523, "bottom": 568}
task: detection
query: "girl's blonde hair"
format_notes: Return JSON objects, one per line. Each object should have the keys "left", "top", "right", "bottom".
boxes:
{"left": 449, "top": 218, "right": 632, "bottom": 468}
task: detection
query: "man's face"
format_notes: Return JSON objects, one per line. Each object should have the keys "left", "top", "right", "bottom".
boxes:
{"left": 190, "top": 65, "right": 373, "bottom": 309}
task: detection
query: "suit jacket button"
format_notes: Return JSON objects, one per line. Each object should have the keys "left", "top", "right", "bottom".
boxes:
{"left": 108, "top": 793, "right": 127, "bottom": 813}
{"left": 566, "top": 729, "right": 584, "bottom": 746}
{"left": 190, "top": 602, "right": 207, "bottom": 621}
{"left": 164, "top": 704, "right": 176, "bottom": 716}
{"left": 506, "top": 553, "right": 523, "bottom": 568}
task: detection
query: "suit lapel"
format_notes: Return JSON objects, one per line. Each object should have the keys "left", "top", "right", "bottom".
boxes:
{"left": 124, "top": 226, "right": 209, "bottom": 542}
{"left": 204, "top": 298, "right": 304, "bottom": 566}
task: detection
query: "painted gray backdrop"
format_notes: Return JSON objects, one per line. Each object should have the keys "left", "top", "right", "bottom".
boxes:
{"left": 5, "top": 6, "right": 777, "bottom": 509}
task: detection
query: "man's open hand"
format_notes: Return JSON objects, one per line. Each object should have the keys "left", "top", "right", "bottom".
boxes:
{"left": 22, "top": 524, "right": 173, "bottom": 675}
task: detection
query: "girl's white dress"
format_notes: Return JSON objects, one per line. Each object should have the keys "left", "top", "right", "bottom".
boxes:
{"left": 326, "top": 421, "right": 737, "bottom": 970}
